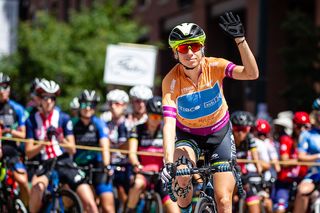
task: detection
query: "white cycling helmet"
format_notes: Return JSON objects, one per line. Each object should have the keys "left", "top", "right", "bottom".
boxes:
{"left": 35, "top": 79, "right": 60, "bottom": 96}
{"left": 129, "top": 85, "right": 153, "bottom": 101}
{"left": 106, "top": 89, "right": 129, "bottom": 103}
{"left": 70, "top": 97, "right": 80, "bottom": 109}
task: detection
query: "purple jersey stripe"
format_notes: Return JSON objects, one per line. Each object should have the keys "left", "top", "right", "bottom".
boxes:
{"left": 163, "top": 105, "right": 177, "bottom": 118}
{"left": 225, "top": 63, "right": 235, "bottom": 78}
{"left": 176, "top": 111, "right": 230, "bottom": 136}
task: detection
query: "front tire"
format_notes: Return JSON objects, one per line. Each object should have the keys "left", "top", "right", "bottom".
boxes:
{"left": 42, "top": 189, "right": 83, "bottom": 213}
{"left": 194, "top": 196, "right": 217, "bottom": 213}
{"left": 143, "top": 192, "right": 163, "bottom": 213}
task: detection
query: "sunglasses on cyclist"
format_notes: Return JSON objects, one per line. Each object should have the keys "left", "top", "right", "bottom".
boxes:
{"left": 0, "top": 84, "right": 10, "bottom": 91}
{"left": 41, "top": 95, "right": 56, "bottom": 101}
{"left": 80, "top": 102, "right": 96, "bottom": 109}
{"left": 233, "top": 125, "right": 250, "bottom": 132}
{"left": 111, "top": 102, "right": 125, "bottom": 107}
{"left": 176, "top": 43, "right": 203, "bottom": 54}
{"left": 148, "top": 114, "right": 162, "bottom": 121}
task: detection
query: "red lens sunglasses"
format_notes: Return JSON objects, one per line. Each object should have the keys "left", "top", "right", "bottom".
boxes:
{"left": 176, "top": 43, "right": 203, "bottom": 54}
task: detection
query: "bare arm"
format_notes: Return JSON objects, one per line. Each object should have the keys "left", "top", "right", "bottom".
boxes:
{"left": 61, "top": 135, "right": 76, "bottom": 155}
{"left": 128, "top": 138, "right": 140, "bottom": 166}
{"left": 251, "top": 148, "right": 263, "bottom": 174}
{"left": 298, "top": 151, "right": 320, "bottom": 162}
{"left": 280, "top": 153, "right": 298, "bottom": 168}
{"left": 163, "top": 117, "right": 176, "bottom": 163}
{"left": 25, "top": 139, "right": 44, "bottom": 159}
{"left": 232, "top": 37, "right": 259, "bottom": 80}
{"left": 10, "top": 126, "right": 26, "bottom": 139}
{"left": 99, "top": 137, "right": 110, "bottom": 166}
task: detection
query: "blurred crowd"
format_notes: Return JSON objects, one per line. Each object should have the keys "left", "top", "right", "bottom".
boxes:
{"left": 0, "top": 71, "right": 320, "bottom": 213}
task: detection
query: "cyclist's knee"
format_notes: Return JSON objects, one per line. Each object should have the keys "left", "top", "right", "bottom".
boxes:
{"left": 216, "top": 195, "right": 232, "bottom": 211}
{"left": 297, "top": 182, "right": 314, "bottom": 195}
{"left": 132, "top": 176, "right": 145, "bottom": 190}
{"left": 31, "top": 181, "right": 46, "bottom": 195}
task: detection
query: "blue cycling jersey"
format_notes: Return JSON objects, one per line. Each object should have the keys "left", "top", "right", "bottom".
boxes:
{"left": 298, "top": 128, "right": 320, "bottom": 173}
{"left": 73, "top": 116, "right": 108, "bottom": 164}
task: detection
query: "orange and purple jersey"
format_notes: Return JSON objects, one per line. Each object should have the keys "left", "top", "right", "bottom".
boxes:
{"left": 162, "top": 57, "right": 235, "bottom": 136}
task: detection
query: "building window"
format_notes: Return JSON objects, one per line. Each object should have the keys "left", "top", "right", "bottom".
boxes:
{"left": 137, "top": 0, "right": 151, "bottom": 10}
{"left": 178, "top": 0, "right": 193, "bottom": 8}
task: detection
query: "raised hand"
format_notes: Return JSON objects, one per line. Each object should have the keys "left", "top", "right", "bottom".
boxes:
{"left": 219, "top": 11, "right": 245, "bottom": 38}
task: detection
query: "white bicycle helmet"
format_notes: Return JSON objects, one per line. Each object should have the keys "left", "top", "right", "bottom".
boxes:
{"left": 0, "top": 73, "right": 10, "bottom": 84}
{"left": 106, "top": 89, "right": 129, "bottom": 103}
{"left": 129, "top": 85, "right": 153, "bottom": 101}
{"left": 70, "top": 97, "right": 80, "bottom": 109}
{"left": 35, "top": 79, "right": 60, "bottom": 96}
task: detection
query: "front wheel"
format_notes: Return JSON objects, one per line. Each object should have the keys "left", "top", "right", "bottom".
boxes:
{"left": 42, "top": 189, "right": 83, "bottom": 213}
{"left": 194, "top": 196, "right": 217, "bottom": 213}
{"left": 143, "top": 192, "right": 163, "bottom": 213}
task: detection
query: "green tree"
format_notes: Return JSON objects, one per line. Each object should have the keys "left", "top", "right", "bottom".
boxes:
{"left": 0, "top": 1, "right": 147, "bottom": 110}
{"left": 280, "top": 10, "right": 320, "bottom": 111}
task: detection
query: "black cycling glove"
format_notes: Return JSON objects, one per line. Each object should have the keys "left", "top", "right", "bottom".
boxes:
{"left": 160, "top": 163, "right": 177, "bottom": 186}
{"left": 219, "top": 11, "right": 245, "bottom": 38}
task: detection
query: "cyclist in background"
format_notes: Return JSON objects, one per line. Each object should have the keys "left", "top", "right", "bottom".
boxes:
{"left": 25, "top": 79, "right": 98, "bottom": 213}
{"left": 105, "top": 89, "right": 131, "bottom": 211}
{"left": 273, "top": 112, "right": 309, "bottom": 213}
{"left": 73, "top": 90, "right": 114, "bottom": 213}
{"left": 253, "top": 119, "right": 280, "bottom": 213}
{"left": 161, "top": 11, "right": 259, "bottom": 213}
{"left": 126, "top": 96, "right": 179, "bottom": 213}
{"left": 0, "top": 72, "right": 30, "bottom": 207}
{"left": 69, "top": 96, "right": 80, "bottom": 119}
{"left": 293, "top": 98, "right": 320, "bottom": 213}
{"left": 231, "top": 111, "right": 262, "bottom": 213}
{"left": 126, "top": 85, "right": 153, "bottom": 131}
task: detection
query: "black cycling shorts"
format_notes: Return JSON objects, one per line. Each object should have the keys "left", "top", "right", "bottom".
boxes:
{"left": 36, "top": 154, "right": 86, "bottom": 191}
{"left": 175, "top": 122, "right": 236, "bottom": 164}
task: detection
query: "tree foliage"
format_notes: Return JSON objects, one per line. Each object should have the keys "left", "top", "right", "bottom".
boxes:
{"left": 0, "top": 1, "right": 147, "bottom": 110}
{"left": 280, "top": 9, "right": 320, "bottom": 111}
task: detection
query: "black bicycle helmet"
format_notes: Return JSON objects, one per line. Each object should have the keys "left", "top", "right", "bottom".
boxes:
{"left": 78, "top": 89, "right": 100, "bottom": 103}
{"left": 231, "top": 111, "right": 255, "bottom": 126}
{"left": 0, "top": 73, "right": 10, "bottom": 84}
{"left": 312, "top": 97, "right": 320, "bottom": 110}
{"left": 146, "top": 96, "right": 162, "bottom": 115}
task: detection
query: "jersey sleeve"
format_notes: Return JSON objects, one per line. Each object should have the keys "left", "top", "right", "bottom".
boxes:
{"left": 208, "top": 57, "right": 236, "bottom": 79}
{"left": 93, "top": 116, "right": 108, "bottom": 139}
{"left": 128, "top": 125, "right": 139, "bottom": 139}
{"left": 247, "top": 134, "right": 257, "bottom": 150}
{"left": 26, "top": 117, "right": 35, "bottom": 139}
{"left": 10, "top": 100, "right": 27, "bottom": 127}
{"left": 279, "top": 135, "right": 293, "bottom": 156}
{"left": 298, "top": 131, "right": 309, "bottom": 153}
{"left": 162, "top": 69, "right": 178, "bottom": 119}
{"left": 60, "top": 112, "right": 73, "bottom": 136}
{"left": 118, "top": 123, "right": 129, "bottom": 143}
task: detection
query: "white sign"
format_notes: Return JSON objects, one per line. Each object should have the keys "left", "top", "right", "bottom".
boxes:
{"left": 104, "top": 44, "right": 158, "bottom": 87}
{"left": 0, "top": 0, "right": 18, "bottom": 57}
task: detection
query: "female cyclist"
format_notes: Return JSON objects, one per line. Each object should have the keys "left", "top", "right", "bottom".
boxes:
{"left": 160, "top": 11, "right": 259, "bottom": 213}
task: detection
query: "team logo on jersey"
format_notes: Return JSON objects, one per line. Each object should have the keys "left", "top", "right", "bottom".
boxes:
{"left": 66, "top": 121, "right": 73, "bottom": 131}
{"left": 89, "top": 124, "right": 94, "bottom": 131}
{"left": 177, "top": 82, "right": 223, "bottom": 119}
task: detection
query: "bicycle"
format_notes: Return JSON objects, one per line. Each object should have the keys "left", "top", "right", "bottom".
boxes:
{"left": 26, "top": 158, "right": 83, "bottom": 213}
{"left": 167, "top": 150, "right": 245, "bottom": 213}
{"left": 307, "top": 180, "right": 320, "bottom": 213}
{"left": 134, "top": 170, "right": 163, "bottom": 213}
{"left": 237, "top": 174, "right": 267, "bottom": 213}
{"left": 0, "top": 156, "right": 28, "bottom": 213}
